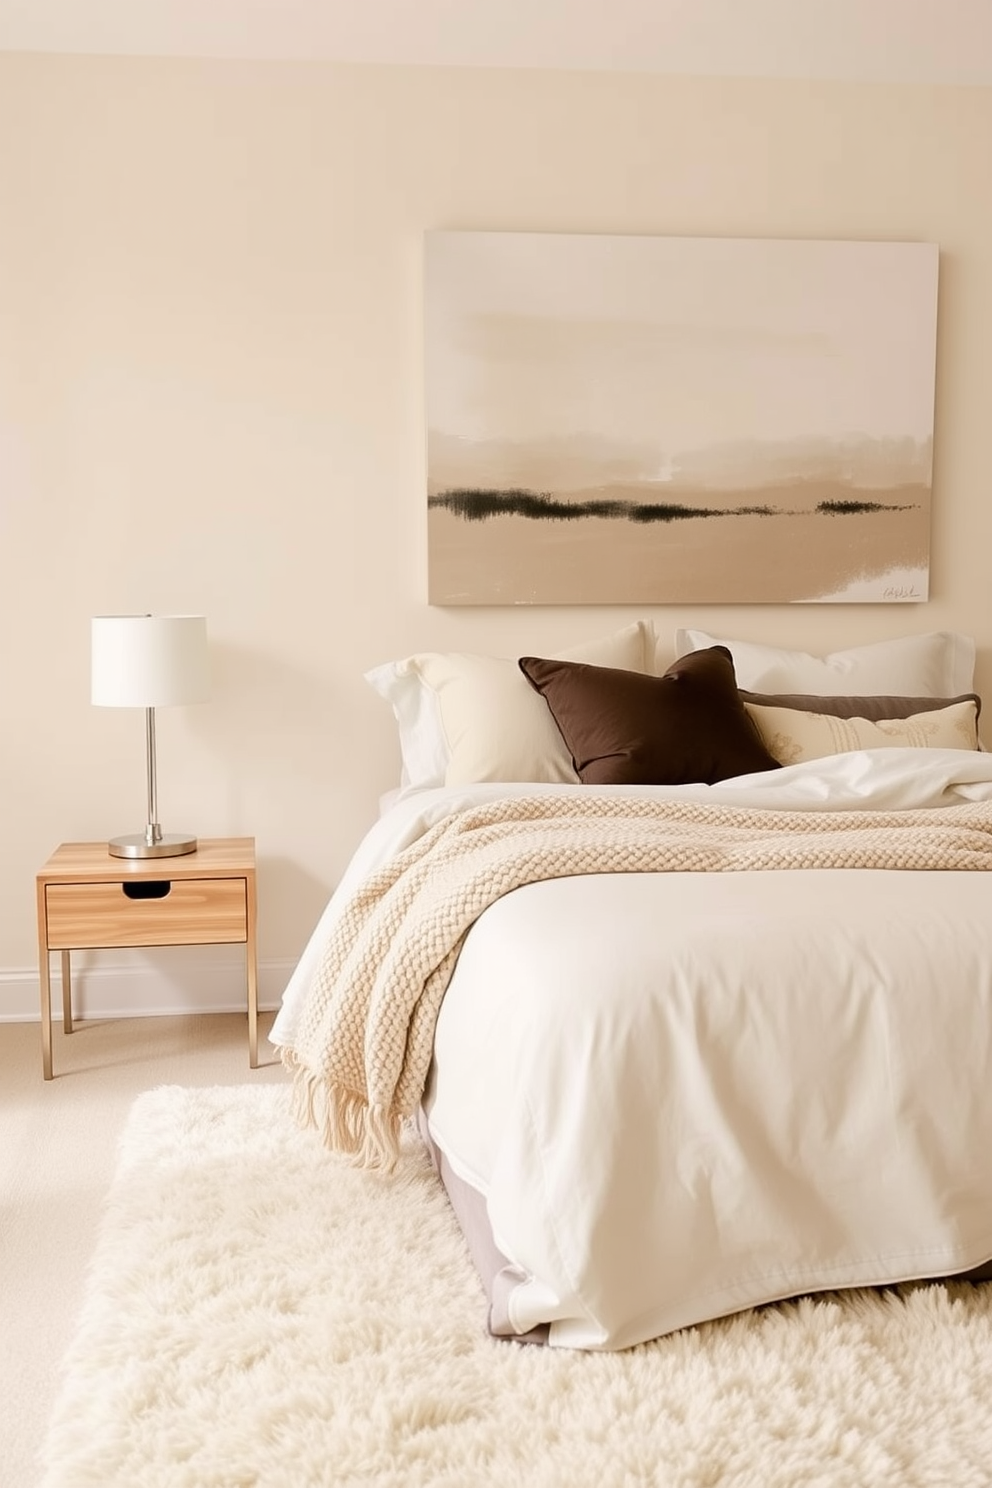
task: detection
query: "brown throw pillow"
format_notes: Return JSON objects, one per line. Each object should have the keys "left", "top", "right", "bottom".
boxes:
{"left": 518, "top": 646, "right": 782, "bottom": 786}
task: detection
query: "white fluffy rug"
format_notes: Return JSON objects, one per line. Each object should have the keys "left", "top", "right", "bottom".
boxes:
{"left": 39, "top": 1085, "right": 992, "bottom": 1488}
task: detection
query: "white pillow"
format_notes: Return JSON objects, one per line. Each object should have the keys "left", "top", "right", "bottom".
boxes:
{"left": 672, "top": 629, "right": 975, "bottom": 698}
{"left": 745, "top": 699, "right": 980, "bottom": 766}
{"left": 366, "top": 620, "right": 657, "bottom": 790}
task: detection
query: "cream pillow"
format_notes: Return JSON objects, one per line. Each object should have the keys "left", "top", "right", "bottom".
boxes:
{"left": 366, "top": 620, "right": 657, "bottom": 789}
{"left": 672, "top": 629, "right": 975, "bottom": 697}
{"left": 745, "top": 699, "right": 980, "bottom": 766}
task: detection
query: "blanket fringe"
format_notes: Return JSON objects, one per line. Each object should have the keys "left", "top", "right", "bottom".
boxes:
{"left": 280, "top": 1046, "right": 403, "bottom": 1172}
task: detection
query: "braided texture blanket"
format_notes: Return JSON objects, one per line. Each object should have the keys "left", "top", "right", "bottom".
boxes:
{"left": 283, "top": 793, "right": 992, "bottom": 1168}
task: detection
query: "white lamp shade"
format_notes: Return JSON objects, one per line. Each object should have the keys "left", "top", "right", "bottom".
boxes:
{"left": 91, "top": 615, "right": 210, "bottom": 708}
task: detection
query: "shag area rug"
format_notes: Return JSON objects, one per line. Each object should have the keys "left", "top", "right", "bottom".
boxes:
{"left": 40, "top": 1085, "right": 992, "bottom": 1488}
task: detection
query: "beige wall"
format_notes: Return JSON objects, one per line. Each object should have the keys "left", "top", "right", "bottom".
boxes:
{"left": 2, "top": 53, "right": 991, "bottom": 996}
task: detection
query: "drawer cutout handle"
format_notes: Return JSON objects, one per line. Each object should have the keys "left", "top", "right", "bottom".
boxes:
{"left": 122, "top": 881, "right": 172, "bottom": 901}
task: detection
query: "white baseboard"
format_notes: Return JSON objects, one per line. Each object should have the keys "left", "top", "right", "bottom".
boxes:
{"left": 0, "top": 946, "right": 297, "bottom": 1023}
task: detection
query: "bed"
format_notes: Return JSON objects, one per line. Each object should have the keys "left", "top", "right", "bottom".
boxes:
{"left": 271, "top": 622, "right": 992, "bottom": 1351}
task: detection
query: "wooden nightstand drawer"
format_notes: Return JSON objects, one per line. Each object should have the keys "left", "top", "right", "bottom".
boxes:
{"left": 45, "top": 877, "right": 248, "bottom": 950}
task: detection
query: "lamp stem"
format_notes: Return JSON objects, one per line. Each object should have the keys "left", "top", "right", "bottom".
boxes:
{"left": 144, "top": 706, "right": 163, "bottom": 847}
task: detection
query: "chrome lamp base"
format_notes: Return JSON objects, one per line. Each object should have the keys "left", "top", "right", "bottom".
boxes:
{"left": 108, "top": 832, "right": 198, "bottom": 859}
{"left": 106, "top": 704, "right": 199, "bottom": 859}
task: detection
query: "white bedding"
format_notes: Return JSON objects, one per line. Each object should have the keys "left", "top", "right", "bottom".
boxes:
{"left": 272, "top": 749, "right": 992, "bottom": 1350}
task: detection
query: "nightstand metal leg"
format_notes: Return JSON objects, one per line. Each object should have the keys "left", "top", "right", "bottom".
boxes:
{"left": 39, "top": 949, "right": 53, "bottom": 1081}
{"left": 37, "top": 872, "right": 54, "bottom": 1080}
{"left": 246, "top": 870, "right": 258, "bottom": 1069}
{"left": 248, "top": 953, "right": 258, "bottom": 1069}
{"left": 61, "top": 950, "right": 73, "bottom": 1034}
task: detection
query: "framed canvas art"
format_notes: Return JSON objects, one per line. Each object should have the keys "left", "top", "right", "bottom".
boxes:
{"left": 424, "top": 231, "right": 939, "bottom": 605}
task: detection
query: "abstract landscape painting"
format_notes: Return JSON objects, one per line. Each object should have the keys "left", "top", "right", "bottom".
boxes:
{"left": 424, "top": 232, "right": 939, "bottom": 604}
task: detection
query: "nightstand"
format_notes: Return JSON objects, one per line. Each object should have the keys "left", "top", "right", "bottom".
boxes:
{"left": 36, "top": 837, "right": 258, "bottom": 1080}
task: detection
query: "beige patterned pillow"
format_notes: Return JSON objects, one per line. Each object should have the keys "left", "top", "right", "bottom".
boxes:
{"left": 745, "top": 699, "right": 980, "bottom": 766}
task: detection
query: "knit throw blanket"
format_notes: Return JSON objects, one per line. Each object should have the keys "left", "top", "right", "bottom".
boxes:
{"left": 283, "top": 793, "right": 992, "bottom": 1169}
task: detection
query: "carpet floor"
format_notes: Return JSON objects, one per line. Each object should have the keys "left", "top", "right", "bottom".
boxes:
{"left": 38, "top": 1084, "right": 992, "bottom": 1487}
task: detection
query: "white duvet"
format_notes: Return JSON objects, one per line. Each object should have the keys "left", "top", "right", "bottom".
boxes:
{"left": 272, "top": 749, "right": 992, "bottom": 1350}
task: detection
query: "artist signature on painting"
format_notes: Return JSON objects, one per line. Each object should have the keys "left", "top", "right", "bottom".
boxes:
{"left": 883, "top": 584, "right": 922, "bottom": 600}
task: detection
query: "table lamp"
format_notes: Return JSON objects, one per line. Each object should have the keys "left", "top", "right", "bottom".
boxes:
{"left": 91, "top": 614, "right": 210, "bottom": 859}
